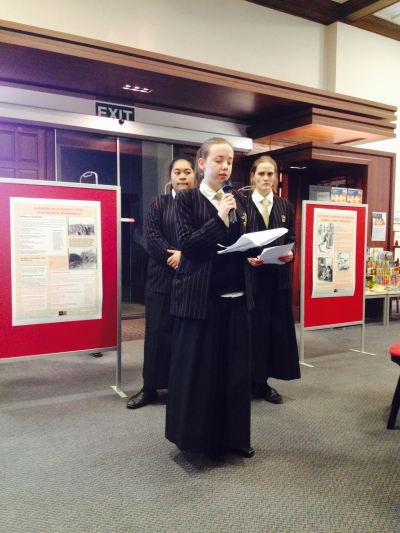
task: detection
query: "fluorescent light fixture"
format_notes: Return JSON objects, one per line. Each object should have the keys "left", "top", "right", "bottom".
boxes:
{"left": 290, "top": 166, "right": 306, "bottom": 169}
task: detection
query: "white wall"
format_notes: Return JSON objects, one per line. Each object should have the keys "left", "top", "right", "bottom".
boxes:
{"left": 1, "top": 1, "right": 399, "bottom": 210}
{"left": 330, "top": 23, "right": 400, "bottom": 212}
{"left": 0, "top": 0, "right": 326, "bottom": 88}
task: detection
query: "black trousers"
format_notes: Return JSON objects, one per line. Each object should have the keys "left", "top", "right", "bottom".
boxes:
{"left": 143, "top": 290, "right": 174, "bottom": 390}
{"left": 165, "top": 296, "right": 251, "bottom": 453}
{"left": 251, "top": 266, "right": 300, "bottom": 383}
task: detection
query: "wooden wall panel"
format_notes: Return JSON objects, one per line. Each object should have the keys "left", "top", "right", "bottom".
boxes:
{"left": 0, "top": 123, "right": 52, "bottom": 180}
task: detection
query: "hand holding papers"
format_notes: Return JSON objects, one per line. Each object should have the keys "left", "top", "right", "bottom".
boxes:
{"left": 259, "top": 242, "right": 294, "bottom": 264}
{"left": 217, "top": 228, "right": 288, "bottom": 254}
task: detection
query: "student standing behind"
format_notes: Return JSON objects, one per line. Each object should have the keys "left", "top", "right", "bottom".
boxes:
{"left": 165, "top": 138, "right": 255, "bottom": 462}
{"left": 126, "top": 157, "right": 195, "bottom": 409}
{"left": 247, "top": 156, "right": 300, "bottom": 404}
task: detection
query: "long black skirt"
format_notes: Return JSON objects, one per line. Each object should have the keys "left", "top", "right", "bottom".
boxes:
{"left": 142, "top": 290, "right": 174, "bottom": 390}
{"left": 165, "top": 296, "right": 251, "bottom": 453}
{"left": 251, "top": 266, "right": 301, "bottom": 383}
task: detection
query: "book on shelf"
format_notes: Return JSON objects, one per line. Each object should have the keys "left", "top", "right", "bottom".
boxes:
{"left": 309, "top": 185, "right": 331, "bottom": 202}
{"left": 346, "top": 188, "right": 363, "bottom": 204}
{"left": 331, "top": 187, "right": 347, "bottom": 203}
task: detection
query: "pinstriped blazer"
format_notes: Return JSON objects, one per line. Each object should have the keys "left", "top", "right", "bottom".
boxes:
{"left": 145, "top": 194, "right": 178, "bottom": 294}
{"left": 171, "top": 188, "right": 254, "bottom": 319}
{"left": 247, "top": 194, "right": 296, "bottom": 291}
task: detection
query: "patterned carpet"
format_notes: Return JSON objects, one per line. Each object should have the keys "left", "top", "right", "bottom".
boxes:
{"left": 121, "top": 318, "right": 145, "bottom": 341}
{"left": 0, "top": 321, "right": 399, "bottom": 533}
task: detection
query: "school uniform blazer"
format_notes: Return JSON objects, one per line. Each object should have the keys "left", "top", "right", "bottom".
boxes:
{"left": 171, "top": 188, "right": 254, "bottom": 320}
{"left": 145, "top": 194, "right": 178, "bottom": 294}
{"left": 247, "top": 194, "right": 296, "bottom": 291}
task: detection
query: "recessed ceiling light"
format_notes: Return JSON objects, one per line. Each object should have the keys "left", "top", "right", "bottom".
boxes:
{"left": 123, "top": 85, "right": 153, "bottom": 93}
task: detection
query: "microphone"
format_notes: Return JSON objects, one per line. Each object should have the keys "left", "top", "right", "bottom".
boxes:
{"left": 221, "top": 179, "right": 237, "bottom": 224}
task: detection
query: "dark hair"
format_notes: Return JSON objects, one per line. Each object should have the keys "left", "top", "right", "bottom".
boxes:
{"left": 194, "top": 137, "right": 234, "bottom": 184}
{"left": 249, "top": 155, "right": 278, "bottom": 194}
{"left": 168, "top": 156, "right": 195, "bottom": 176}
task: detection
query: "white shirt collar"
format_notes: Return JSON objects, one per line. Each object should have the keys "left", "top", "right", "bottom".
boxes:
{"left": 252, "top": 189, "right": 274, "bottom": 205}
{"left": 171, "top": 189, "right": 176, "bottom": 199}
{"left": 200, "top": 180, "right": 223, "bottom": 202}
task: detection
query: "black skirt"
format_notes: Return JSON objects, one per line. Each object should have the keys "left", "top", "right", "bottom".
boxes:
{"left": 142, "top": 290, "right": 174, "bottom": 390}
{"left": 251, "top": 265, "right": 301, "bottom": 382}
{"left": 165, "top": 296, "right": 251, "bottom": 453}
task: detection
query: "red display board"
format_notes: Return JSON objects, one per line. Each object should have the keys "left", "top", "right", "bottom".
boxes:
{"left": 301, "top": 202, "right": 367, "bottom": 329}
{"left": 0, "top": 179, "right": 119, "bottom": 359}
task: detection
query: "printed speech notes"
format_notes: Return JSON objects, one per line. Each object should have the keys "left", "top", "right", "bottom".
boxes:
{"left": 217, "top": 228, "right": 288, "bottom": 254}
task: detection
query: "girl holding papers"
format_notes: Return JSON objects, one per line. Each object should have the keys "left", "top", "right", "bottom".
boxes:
{"left": 166, "top": 138, "right": 255, "bottom": 462}
{"left": 247, "top": 156, "right": 301, "bottom": 404}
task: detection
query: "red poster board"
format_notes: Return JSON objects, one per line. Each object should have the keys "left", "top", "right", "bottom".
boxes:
{"left": 301, "top": 202, "right": 367, "bottom": 329}
{"left": 0, "top": 179, "right": 119, "bottom": 359}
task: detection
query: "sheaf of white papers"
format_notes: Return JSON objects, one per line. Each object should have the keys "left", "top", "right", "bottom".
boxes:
{"left": 217, "top": 227, "right": 288, "bottom": 254}
{"left": 259, "top": 242, "right": 294, "bottom": 264}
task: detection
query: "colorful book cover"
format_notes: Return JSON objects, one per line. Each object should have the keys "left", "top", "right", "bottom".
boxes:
{"left": 347, "top": 188, "right": 363, "bottom": 204}
{"left": 331, "top": 187, "right": 347, "bottom": 203}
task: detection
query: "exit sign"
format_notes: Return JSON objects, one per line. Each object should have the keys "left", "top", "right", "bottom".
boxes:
{"left": 95, "top": 102, "right": 135, "bottom": 122}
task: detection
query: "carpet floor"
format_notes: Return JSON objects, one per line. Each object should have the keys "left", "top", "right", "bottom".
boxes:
{"left": 0, "top": 321, "right": 399, "bottom": 533}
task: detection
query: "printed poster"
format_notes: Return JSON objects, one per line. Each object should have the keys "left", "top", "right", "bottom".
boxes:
{"left": 371, "top": 212, "right": 386, "bottom": 242}
{"left": 10, "top": 198, "right": 103, "bottom": 325}
{"left": 312, "top": 208, "right": 357, "bottom": 298}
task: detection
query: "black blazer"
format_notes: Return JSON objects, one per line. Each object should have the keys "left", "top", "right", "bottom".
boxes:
{"left": 145, "top": 194, "right": 178, "bottom": 294}
{"left": 171, "top": 188, "right": 254, "bottom": 319}
{"left": 247, "top": 194, "right": 296, "bottom": 291}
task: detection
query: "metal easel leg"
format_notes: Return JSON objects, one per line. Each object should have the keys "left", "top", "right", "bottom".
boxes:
{"left": 111, "top": 344, "right": 127, "bottom": 398}
{"left": 350, "top": 322, "right": 376, "bottom": 356}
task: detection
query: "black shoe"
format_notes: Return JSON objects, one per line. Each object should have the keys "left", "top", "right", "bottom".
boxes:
{"left": 90, "top": 352, "right": 103, "bottom": 358}
{"left": 126, "top": 388, "right": 158, "bottom": 409}
{"left": 263, "top": 385, "right": 283, "bottom": 404}
{"left": 230, "top": 447, "right": 255, "bottom": 458}
{"left": 205, "top": 447, "right": 225, "bottom": 462}
{"left": 251, "top": 383, "right": 262, "bottom": 400}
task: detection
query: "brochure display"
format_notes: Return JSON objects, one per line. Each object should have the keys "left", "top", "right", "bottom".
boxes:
{"left": 0, "top": 179, "right": 120, "bottom": 366}
{"left": 300, "top": 201, "right": 367, "bottom": 363}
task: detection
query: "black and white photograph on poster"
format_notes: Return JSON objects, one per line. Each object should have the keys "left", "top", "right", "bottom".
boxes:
{"left": 317, "top": 257, "right": 333, "bottom": 282}
{"left": 69, "top": 248, "right": 97, "bottom": 269}
{"left": 68, "top": 217, "right": 95, "bottom": 236}
{"left": 317, "top": 222, "right": 334, "bottom": 253}
{"left": 337, "top": 251, "right": 350, "bottom": 271}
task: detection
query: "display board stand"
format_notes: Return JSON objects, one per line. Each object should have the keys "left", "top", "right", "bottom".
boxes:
{"left": 0, "top": 178, "right": 126, "bottom": 396}
{"left": 300, "top": 201, "right": 370, "bottom": 364}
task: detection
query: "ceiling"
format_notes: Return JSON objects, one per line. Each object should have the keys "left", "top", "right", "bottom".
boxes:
{"left": 0, "top": 16, "right": 396, "bottom": 151}
{"left": 247, "top": 0, "right": 400, "bottom": 40}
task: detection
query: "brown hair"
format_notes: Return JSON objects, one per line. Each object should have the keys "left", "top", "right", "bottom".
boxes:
{"left": 249, "top": 155, "right": 279, "bottom": 194}
{"left": 195, "top": 137, "right": 234, "bottom": 185}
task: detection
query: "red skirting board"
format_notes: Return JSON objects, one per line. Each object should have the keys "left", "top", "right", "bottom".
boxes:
{"left": 301, "top": 202, "right": 367, "bottom": 329}
{"left": 0, "top": 179, "right": 119, "bottom": 359}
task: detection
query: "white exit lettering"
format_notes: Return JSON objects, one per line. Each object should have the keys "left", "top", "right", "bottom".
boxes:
{"left": 96, "top": 103, "right": 135, "bottom": 122}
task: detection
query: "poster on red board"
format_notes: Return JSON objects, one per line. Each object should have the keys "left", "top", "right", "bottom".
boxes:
{"left": 10, "top": 197, "right": 103, "bottom": 326}
{"left": 312, "top": 208, "right": 356, "bottom": 298}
